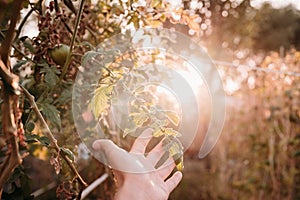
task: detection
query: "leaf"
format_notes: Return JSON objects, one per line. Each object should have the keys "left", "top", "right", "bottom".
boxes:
{"left": 90, "top": 85, "right": 114, "bottom": 119}
{"left": 61, "top": 147, "right": 75, "bottom": 162}
{"left": 23, "top": 39, "right": 35, "bottom": 53}
{"left": 57, "top": 87, "right": 72, "bottom": 105}
{"left": 80, "top": 41, "right": 95, "bottom": 50}
{"left": 150, "top": 119, "right": 169, "bottom": 129}
{"left": 123, "top": 127, "right": 138, "bottom": 137}
{"left": 175, "top": 156, "right": 184, "bottom": 171}
{"left": 13, "top": 60, "right": 28, "bottom": 71}
{"left": 81, "top": 51, "right": 101, "bottom": 67}
{"left": 164, "top": 111, "right": 180, "bottom": 126}
{"left": 25, "top": 133, "right": 50, "bottom": 146}
{"left": 130, "top": 112, "right": 149, "bottom": 127}
{"left": 40, "top": 102, "right": 61, "bottom": 129}
{"left": 151, "top": 0, "right": 160, "bottom": 8}
{"left": 134, "top": 85, "right": 145, "bottom": 94}
{"left": 25, "top": 121, "right": 35, "bottom": 132}
{"left": 163, "top": 136, "right": 183, "bottom": 157}
{"left": 149, "top": 20, "right": 162, "bottom": 28}
{"left": 25, "top": 133, "right": 39, "bottom": 143}
{"left": 153, "top": 129, "right": 164, "bottom": 137}
{"left": 40, "top": 65, "right": 60, "bottom": 89}
{"left": 128, "top": 15, "right": 139, "bottom": 29}
{"left": 169, "top": 141, "right": 182, "bottom": 157}
{"left": 164, "top": 128, "right": 182, "bottom": 137}
{"left": 188, "top": 20, "right": 200, "bottom": 32}
{"left": 39, "top": 136, "right": 50, "bottom": 146}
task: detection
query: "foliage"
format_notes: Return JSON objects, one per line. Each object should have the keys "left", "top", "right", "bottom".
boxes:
{"left": 1, "top": 0, "right": 300, "bottom": 199}
{"left": 0, "top": 0, "right": 202, "bottom": 199}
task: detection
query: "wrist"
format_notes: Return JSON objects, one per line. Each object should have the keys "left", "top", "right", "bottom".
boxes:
{"left": 114, "top": 175, "right": 153, "bottom": 200}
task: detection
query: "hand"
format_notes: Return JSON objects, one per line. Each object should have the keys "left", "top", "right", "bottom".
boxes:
{"left": 92, "top": 128, "right": 183, "bottom": 200}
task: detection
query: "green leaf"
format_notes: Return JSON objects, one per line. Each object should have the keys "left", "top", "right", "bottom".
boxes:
{"left": 40, "top": 65, "right": 60, "bottom": 89}
{"left": 80, "top": 41, "right": 95, "bottom": 50}
{"left": 61, "top": 147, "right": 75, "bottom": 162}
{"left": 39, "top": 136, "right": 50, "bottom": 146}
{"left": 90, "top": 85, "right": 114, "bottom": 118}
{"left": 13, "top": 60, "right": 28, "bottom": 71}
{"left": 25, "top": 133, "right": 51, "bottom": 146}
{"left": 23, "top": 39, "right": 35, "bottom": 53}
{"left": 40, "top": 102, "right": 61, "bottom": 129}
{"left": 25, "top": 122, "right": 35, "bottom": 132}
{"left": 57, "top": 87, "right": 72, "bottom": 105}
{"left": 164, "top": 111, "right": 180, "bottom": 126}
{"left": 25, "top": 133, "right": 39, "bottom": 143}
{"left": 81, "top": 51, "right": 101, "bottom": 67}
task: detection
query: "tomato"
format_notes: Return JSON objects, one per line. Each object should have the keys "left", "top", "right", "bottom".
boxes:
{"left": 48, "top": 44, "right": 70, "bottom": 66}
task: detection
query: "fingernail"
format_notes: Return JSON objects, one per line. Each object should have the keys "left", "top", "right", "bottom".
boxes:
{"left": 92, "top": 140, "right": 100, "bottom": 150}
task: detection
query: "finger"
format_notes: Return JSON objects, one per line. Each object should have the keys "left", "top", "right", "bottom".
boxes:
{"left": 165, "top": 171, "right": 183, "bottom": 193}
{"left": 93, "top": 139, "right": 148, "bottom": 172}
{"left": 157, "top": 157, "right": 175, "bottom": 179}
{"left": 92, "top": 140, "right": 133, "bottom": 169}
{"left": 146, "top": 140, "right": 164, "bottom": 165}
{"left": 130, "top": 128, "right": 153, "bottom": 154}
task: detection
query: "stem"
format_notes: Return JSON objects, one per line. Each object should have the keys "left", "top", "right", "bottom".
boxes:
{"left": 20, "top": 85, "right": 88, "bottom": 187}
{"left": 0, "top": 0, "right": 24, "bottom": 196}
{"left": 15, "top": 5, "right": 35, "bottom": 40}
{"left": 60, "top": 0, "right": 85, "bottom": 80}
{"left": 80, "top": 173, "right": 109, "bottom": 200}
{"left": 0, "top": 31, "right": 37, "bottom": 64}
{"left": 0, "top": 0, "right": 23, "bottom": 66}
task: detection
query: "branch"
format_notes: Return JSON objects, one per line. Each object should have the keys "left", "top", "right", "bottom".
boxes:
{"left": 0, "top": 59, "right": 20, "bottom": 94}
{"left": 0, "top": 31, "right": 37, "bottom": 64}
{"left": 0, "top": 86, "right": 22, "bottom": 195}
{"left": 60, "top": 0, "right": 85, "bottom": 80}
{"left": 15, "top": 5, "right": 35, "bottom": 40}
{"left": 0, "top": 0, "right": 23, "bottom": 195}
{"left": 20, "top": 85, "right": 88, "bottom": 188}
{"left": 0, "top": 0, "right": 23, "bottom": 66}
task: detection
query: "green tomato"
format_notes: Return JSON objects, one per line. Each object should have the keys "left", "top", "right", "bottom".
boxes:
{"left": 48, "top": 44, "right": 70, "bottom": 66}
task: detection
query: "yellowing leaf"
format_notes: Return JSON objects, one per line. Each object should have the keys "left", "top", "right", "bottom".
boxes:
{"left": 188, "top": 20, "right": 200, "bottom": 32}
{"left": 176, "top": 157, "right": 184, "bottom": 171}
{"left": 165, "top": 111, "right": 180, "bottom": 126}
{"left": 90, "top": 85, "right": 114, "bottom": 119}
{"left": 149, "top": 20, "right": 162, "bottom": 28}
{"left": 153, "top": 129, "right": 164, "bottom": 137}
{"left": 169, "top": 141, "right": 182, "bottom": 157}
{"left": 123, "top": 126, "right": 138, "bottom": 137}
{"left": 33, "top": 146, "right": 48, "bottom": 161}
{"left": 165, "top": 128, "right": 182, "bottom": 137}
{"left": 151, "top": 0, "right": 161, "bottom": 8}
{"left": 130, "top": 113, "right": 149, "bottom": 127}
{"left": 134, "top": 85, "right": 145, "bottom": 94}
